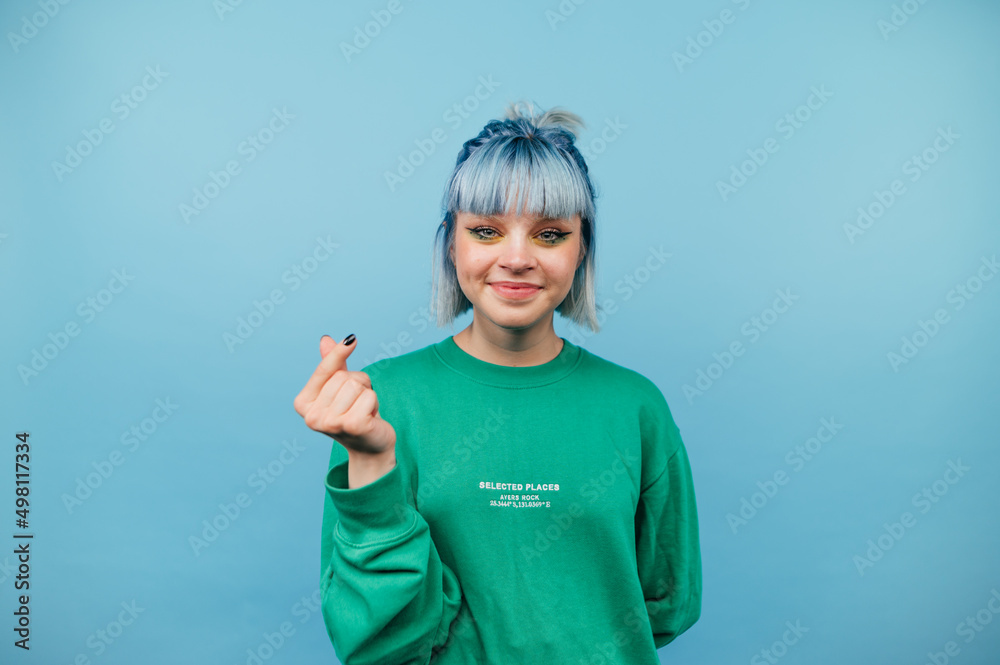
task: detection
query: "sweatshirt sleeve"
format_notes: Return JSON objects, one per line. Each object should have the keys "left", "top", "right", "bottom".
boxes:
{"left": 634, "top": 401, "right": 702, "bottom": 649}
{"left": 319, "top": 456, "right": 465, "bottom": 665}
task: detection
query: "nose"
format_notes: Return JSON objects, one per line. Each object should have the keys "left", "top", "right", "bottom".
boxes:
{"left": 497, "top": 235, "right": 535, "bottom": 271}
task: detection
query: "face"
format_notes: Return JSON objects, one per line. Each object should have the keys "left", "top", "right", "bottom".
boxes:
{"left": 449, "top": 208, "right": 585, "bottom": 335}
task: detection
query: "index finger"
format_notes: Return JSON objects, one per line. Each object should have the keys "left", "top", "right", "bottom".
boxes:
{"left": 298, "top": 335, "right": 358, "bottom": 405}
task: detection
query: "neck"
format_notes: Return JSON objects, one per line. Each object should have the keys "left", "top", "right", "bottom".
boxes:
{"left": 452, "top": 319, "right": 563, "bottom": 367}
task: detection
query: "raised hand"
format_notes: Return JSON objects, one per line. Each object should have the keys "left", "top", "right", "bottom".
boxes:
{"left": 293, "top": 335, "right": 397, "bottom": 457}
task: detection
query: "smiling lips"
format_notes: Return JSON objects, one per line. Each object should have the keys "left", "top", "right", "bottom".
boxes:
{"left": 490, "top": 282, "right": 541, "bottom": 300}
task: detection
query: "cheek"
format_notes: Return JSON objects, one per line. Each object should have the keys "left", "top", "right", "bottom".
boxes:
{"left": 454, "top": 244, "right": 492, "bottom": 274}
{"left": 547, "top": 250, "right": 581, "bottom": 277}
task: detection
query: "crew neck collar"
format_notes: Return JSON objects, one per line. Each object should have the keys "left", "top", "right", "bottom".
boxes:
{"left": 433, "top": 335, "right": 583, "bottom": 388}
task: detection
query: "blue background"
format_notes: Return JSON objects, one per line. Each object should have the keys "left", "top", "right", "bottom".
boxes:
{"left": 2, "top": 0, "right": 999, "bottom": 663}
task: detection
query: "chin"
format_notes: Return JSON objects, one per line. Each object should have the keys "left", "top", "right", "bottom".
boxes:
{"left": 488, "top": 313, "right": 550, "bottom": 329}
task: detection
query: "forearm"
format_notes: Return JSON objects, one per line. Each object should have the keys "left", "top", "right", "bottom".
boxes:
{"left": 323, "top": 453, "right": 465, "bottom": 664}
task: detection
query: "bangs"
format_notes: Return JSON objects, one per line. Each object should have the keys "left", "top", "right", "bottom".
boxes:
{"left": 443, "top": 136, "right": 593, "bottom": 222}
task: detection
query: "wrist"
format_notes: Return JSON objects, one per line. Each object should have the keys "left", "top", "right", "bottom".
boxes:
{"left": 346, "top": 449, "right": 396, "bottom": 489}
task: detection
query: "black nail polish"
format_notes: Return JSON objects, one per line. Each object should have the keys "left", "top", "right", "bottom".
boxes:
{"left": 342, "top": 333, "right": 356, "bottom": 346}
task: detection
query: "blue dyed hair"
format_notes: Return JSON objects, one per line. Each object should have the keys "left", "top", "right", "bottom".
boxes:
{"left": 430, "top": 99, "right": 601, "bottom": 332}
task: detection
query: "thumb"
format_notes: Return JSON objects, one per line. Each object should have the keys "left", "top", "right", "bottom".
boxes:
{"left": 319, "top": 334, "right": 337, "bottom": 359}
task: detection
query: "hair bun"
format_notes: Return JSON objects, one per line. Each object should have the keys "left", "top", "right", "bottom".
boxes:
{"left": 502, "top": 99, "right": 586, "bottom": 140}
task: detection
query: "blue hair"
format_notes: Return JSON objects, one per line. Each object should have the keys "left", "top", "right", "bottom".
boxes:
{"left": 430, "top": 100, "right": 601, "bottom": 332}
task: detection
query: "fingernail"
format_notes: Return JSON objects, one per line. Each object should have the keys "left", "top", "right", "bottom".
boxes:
{"left": 342, "top": 333, "right": 356, "bottom": 346}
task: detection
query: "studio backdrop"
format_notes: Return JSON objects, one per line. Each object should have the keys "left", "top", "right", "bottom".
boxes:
{"left": 2, "top": 0, "right": 998, "bottom": 663}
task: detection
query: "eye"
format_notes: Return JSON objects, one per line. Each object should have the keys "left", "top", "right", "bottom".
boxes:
{"left": 467, "top": 226, "right": 571, "bottom": 245}
{"left": 538, "top": 229, "right": 570, "bottom": 245}
{"left": 469, "top": 226, "right": 500, "bottom": 240}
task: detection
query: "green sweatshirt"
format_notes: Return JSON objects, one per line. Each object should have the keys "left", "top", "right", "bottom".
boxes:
{"left": 319, "top": 336, "right": 702, "bottom": 664}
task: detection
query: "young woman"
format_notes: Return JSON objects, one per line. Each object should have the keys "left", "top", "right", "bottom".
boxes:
{"left": 294, "top": 101, "right": 702, "bottom": 664}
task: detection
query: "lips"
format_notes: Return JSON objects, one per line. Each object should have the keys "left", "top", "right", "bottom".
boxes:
{"left": 489, "top": 282, "right": 541, "bottom": 300}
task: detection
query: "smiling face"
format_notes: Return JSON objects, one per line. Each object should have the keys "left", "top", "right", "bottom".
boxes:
{"left": 449, "top": 208, "right": 585, "bottom": 337}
